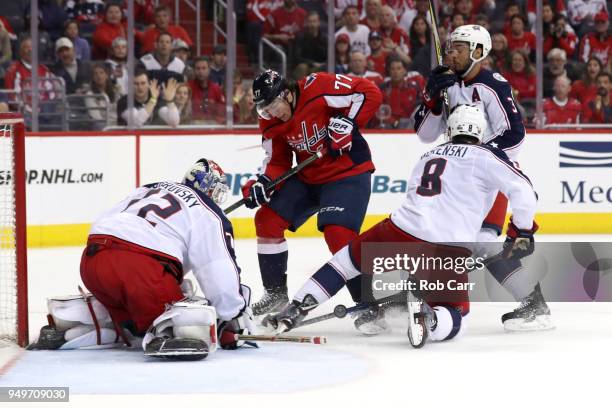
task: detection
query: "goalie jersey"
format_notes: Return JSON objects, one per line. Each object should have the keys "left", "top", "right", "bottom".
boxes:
{"left": 391, "top": 142, "right": 537, "bottom": 243}
{"left": 89, "top": 181, "right": 245, "bottom": 320}
{"left": 413, "top": 69, "right": 526, "bottom": 160}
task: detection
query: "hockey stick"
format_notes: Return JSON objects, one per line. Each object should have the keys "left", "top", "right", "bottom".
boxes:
{"left": 236, "top": 334, "right": 327, "bottom": 344}
{"left": 428, "top": 0, "right": 450, "bottom": 119}
{"left": 224, "top": 151, "right": 323, "bottom": 214}
{"left": 295, "top": 292, "right": 408, "bottom": 328}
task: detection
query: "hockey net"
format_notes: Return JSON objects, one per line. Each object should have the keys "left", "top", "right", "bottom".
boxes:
{"left": 0, "top": 113, "right": 28, "bottom": 347}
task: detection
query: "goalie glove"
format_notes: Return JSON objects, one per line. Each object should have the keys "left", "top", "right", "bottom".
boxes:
{"left": 327, "top": 115, "right": 354, "bottom": 157}
{"left": 503, "top": 219, "right": 539, "bottom": 260}
{"left": 241, "top": 174, "right": 273, "bottom": 209}
{"left": 218, "top": 307, "right": 257, "bottom": 350}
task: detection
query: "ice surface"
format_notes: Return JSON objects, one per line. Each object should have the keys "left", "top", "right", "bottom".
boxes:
{"left": 1, "top": 236, "right": 611, "bottom": 407}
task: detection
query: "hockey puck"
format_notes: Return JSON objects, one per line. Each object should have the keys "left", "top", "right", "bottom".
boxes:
{"left": 333, "top": 305, "right": 348, "bottom": 318}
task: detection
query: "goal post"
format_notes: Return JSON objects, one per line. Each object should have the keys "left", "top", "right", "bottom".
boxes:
{"left": 0, "top": 112, "right": 28, "bottom": 347}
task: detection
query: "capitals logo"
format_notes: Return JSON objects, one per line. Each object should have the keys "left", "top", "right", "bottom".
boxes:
{"left": 286, "top": 121, "right": 327, "bottom": 153}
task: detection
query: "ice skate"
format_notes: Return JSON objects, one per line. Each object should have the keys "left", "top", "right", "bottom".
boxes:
{"left": 251, "top": 286, "right": 289, "bottom": 316}
{"left": 502, "top": 283, "right": 555, "bottom": 331}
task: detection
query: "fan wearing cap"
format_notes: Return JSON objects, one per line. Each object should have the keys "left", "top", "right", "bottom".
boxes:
{"left": 242, "top": 69, "right": 382, "bottom": 321}
{"left": 413, "top": 25, "right": 552, "bottom": 330}
{"left": 51, "top": 37, "right": 91, "bottom": 94}
{"left": 140, "top": 5, "right": 193, "bottom": 55}
{"left": 335, "top": 33, "right": 352, "bottom": 74}
{"left": 209, "top": 45, "right": 227, "bottom": 86}
{"left": 578, "top": 10, "right": 611, "bottom": 66}
{"left": 366, "top": 30, "right": 389, "bottom": 77}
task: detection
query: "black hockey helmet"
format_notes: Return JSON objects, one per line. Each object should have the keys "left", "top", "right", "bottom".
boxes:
{"left": 252, "top": 69, "right": 287, "bottom": 108}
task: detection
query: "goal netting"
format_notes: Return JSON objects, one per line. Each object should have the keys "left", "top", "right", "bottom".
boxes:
{"left": 0, "top": 113, "right": 28, "bottom": 347}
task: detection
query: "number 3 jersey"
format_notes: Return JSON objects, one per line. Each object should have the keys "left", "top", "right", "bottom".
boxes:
{"left": 413, "top": 68, "right": 525, "bottom": 161}
{"left": 258, "top": 72, "right": 383, "bottom": 184}
{"left": 391, "top": 142, "right": 537, "bottom": 243}
{"left": 89, "top": 181, "right": 245, "bottom": 321}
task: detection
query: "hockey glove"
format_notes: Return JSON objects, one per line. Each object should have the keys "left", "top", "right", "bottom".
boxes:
{"left": 218, "top": 307, "right": 257, "bottom": 350}
{"left": 241, "top": 174, "right": 273, "bottom": 209}
{"left": 502, "top": 219, "right": 539, "bottom": 260}
{"left": 327, "top": 115, "right": 355, "bottom": 157}
{"left": 423, "top": 65, "right": 456, "bottom": 114}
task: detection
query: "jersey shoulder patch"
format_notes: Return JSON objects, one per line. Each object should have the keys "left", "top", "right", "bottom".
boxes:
{"left": 492, "top": 72, "right": 508, "bottom": 82}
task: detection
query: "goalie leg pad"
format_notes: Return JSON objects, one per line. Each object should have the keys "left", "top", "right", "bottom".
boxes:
{"left": 38, "top": 294, "right": 124, "bottom": 350}
{"left": 142, "top": 298, "right": 218, "bottom": 358}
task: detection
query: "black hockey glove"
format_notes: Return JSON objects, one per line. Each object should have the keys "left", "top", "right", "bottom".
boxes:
{"left": 423, "top": 65, "right": 456, "bottom": 114}
{"left": 241, "top": 174, "right": 273, "bottom": 209}
{"left": 502, "top": 219, "right": 539, "bottom": 260}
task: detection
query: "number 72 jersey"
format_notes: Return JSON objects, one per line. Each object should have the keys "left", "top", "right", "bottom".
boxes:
{"left": 89, "top": 181, "right": 245, "bottom": 321}
{"left": 391, "top": 142, "right": 537, "bottom": 243}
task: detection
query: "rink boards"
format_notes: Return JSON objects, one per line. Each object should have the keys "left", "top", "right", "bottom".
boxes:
{"left": 13, "top": 129, "right": 612, "bottom": 247}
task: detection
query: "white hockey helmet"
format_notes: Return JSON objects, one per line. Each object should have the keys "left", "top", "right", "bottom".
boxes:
{"left": 183, "top": 158, "right": 230, "bottom": 204}
{"left": 447, "top": 104, "right": 486, "bottom": 143}
{"left": 448, "top": 25, "right": 491, "bottom": 76}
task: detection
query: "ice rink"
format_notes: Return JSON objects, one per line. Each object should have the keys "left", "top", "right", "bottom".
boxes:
{"left": 2, "top": 235, "right": 612, "bottom": 408}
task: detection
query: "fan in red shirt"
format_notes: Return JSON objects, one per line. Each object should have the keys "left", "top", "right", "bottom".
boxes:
{"left": 579, "top": 11, "right": 612, "bottom": 66}
{"left": 582, "top": 72, "right": 612, "bottom": 124}
{"left": 92, "top": 3, "right": 128, "bottom": 59}
{"left": 263, "top": 0, "right": 306, "bottom": 46}
{"left": 506, "top": 14, "right": 536, "bottom": 57}
{"left": 543, "top": 76, "right": 582, "bottom": 125}
{"left": 242, "top": 70, "right": 382, "bottom": 322}
{"left": 379, "top": 5, "right": 411, "bottom": 61}
{"left": 360, "top": 0, "right": 382, "bottom": 31}
{"left": 570, "top": 56, "right": 604, "bottom": 104}
{"left": 139, "top": 5, "right": 194, "bottom": 55}
{"left": 366, "top": 30, "right": 389, "bottom": 77}
{"left": 188, "top": 57, "right": 225, "bottom": 123}
{"left": 502, "top": 50, "right": 536, "bottom": 102}
{"left": 544, "top": 14, "right": 578, "bottom": 58}
{"left": 380, "top": 58, "right": 423, "bottom": 128}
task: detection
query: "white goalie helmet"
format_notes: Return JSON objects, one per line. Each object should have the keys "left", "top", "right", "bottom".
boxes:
{"left": 447, "top": 104, "right": 486, "bottom": 142}
{"left": 182, "top": 158, "right": 230, "bottom": 205}
{"left": 448, "top": 24, "right": 491, "bottom": 75}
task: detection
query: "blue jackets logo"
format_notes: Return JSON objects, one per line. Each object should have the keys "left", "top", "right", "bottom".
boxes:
{"left": 559, "top": 142, "right": 612, "bottom": 167}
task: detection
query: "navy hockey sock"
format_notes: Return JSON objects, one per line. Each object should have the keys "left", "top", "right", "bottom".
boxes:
{"left": 258, "top": 251, "right": 288, "bottom": 289}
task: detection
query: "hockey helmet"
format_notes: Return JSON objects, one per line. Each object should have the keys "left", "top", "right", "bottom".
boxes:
{"left": 447, "top": 104, "right": 486, "bottom": 142}
{"left": 448, "top": 25, "right": 491, "bottom": 76}
{"left": 183, "top": 159, "right": 229, "bottom": 204}
{"left": 252, "top": 69, "right": 288, "bottom": 119}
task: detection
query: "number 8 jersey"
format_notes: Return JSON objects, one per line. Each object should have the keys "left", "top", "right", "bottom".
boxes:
{"left": 89, "top": 181, "right": 244, "bottom": 320}
{"left": 391, "top": 142, "right": 537, "bottom": 243}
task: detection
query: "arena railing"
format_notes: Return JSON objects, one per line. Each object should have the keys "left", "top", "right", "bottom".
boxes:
{"left": 259, "top": 38, "right": 287, "bottom": 79}
{"left": 214, "top": 0, "right": 237, "bottom": 127}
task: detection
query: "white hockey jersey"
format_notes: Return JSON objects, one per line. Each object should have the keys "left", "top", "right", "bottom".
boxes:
{"left": 413, "top": 69, "right": 526, "bottom": 160}
{"left": 89, "top": 181, "right": 245, "bottom": 321}
{"left": 139, "top": 53, "right": 186, "bottom": 83}
{"left": 391, "top": 142, "right": 537, "bottom": 243}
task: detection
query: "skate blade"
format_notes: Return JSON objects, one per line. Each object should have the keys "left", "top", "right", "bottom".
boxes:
{"left": 144, "top": 349, "right": 208, "bottom": 361}
{"left": 503, "top": 315, "right": 556, "bottom": 332}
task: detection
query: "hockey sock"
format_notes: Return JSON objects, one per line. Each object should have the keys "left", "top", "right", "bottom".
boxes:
{"left": 257, "top": 239, "right": 289, "bottom": 289}
{"left": 323, "top": 225, "right": 367, "bottom": 303}
{"left": 294, "top": 263, "right": 347, "bottom": 305}
{"left": 429, "top": 305, "right": 464, "bottom": 341}
{"left": 487, "top": 257, "right": 534, "bottom": 301}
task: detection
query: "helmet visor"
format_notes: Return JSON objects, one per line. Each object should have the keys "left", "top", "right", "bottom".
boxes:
{"left": 256, "top": 97, "right": 287, "bottom": 120}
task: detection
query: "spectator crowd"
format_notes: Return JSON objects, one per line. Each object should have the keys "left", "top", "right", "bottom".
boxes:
{"left": 0, "top": 0, "right": 610, "bottom": 129}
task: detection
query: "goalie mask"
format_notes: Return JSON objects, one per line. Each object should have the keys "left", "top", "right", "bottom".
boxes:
{"left": 182, "top": 159, "right": 229, "bottom": 204}
{"left": 447, "top": 104, "right": 486, "bottom": 143}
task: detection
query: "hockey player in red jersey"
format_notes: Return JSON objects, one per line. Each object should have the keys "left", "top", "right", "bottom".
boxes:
{"left": 413, "top": 25, "right": 553, "bottom": 331}
{"left": 263, "top": 105, "right": 547, "bottom": 342}
{"left": 243, "top": 69, "right": 383, "bottom": 333}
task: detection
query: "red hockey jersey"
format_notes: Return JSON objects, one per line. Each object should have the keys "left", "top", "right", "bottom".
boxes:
{"left": 258, "top": 72, "right": 382, "bottom": 185}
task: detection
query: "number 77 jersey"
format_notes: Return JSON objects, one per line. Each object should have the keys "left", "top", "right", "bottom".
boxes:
{"left": 259, "top": 72, "right": 383, "bottom": 184}
{"left": 391, "top": 142, "right": 537, "bottom": 243}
